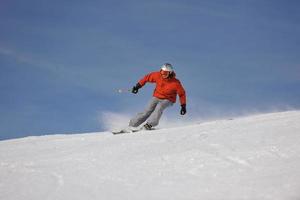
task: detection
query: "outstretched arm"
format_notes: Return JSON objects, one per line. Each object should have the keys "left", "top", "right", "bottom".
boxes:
{"left": 131, "top": 72, "right": 158, "bottom": 94}
{"left": 138, "top": 72, "right": 157, "bottom": 86}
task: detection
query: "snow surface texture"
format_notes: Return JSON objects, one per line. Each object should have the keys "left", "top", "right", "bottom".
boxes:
{"left": 1, "top": 111, "right": 300, "bottom": 200}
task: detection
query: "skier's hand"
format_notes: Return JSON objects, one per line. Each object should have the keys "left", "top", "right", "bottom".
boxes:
{"left": 132, "top": 83, "right": 141, "bottom": 94}
{"left": 132, "top": 86, "right": 139, "bottom": 94}
{"left": 180, "top": 104, "right": 186, "bottom": 115}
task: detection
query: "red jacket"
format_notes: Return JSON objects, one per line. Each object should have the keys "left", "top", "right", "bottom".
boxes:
{"left": 138, "top": 71, "right": 186, "bottom": 105}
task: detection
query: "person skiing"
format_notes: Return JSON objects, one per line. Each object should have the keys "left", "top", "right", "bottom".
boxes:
{"left": 129, "top": 63, "right": 187, "bottom": 130}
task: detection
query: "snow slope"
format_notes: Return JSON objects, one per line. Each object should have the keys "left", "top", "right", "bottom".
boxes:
{"left": 1, "top": 111, "right": 300, "bottom": 200}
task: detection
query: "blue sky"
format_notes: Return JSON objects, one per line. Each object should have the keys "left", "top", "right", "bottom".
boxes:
{"left": 1, "top": 0, "right": 300, "bottom": 140}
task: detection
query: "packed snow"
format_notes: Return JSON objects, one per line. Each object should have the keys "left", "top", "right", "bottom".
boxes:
{"left": 1, "top": 111, "right": 300, "bottom": 200}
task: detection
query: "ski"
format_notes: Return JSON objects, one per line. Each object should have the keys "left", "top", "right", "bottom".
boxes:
{"left": 111, "top": 127, "right": 142, "bottom": 135}
{"left": 111, "top": 127, "right": 156, "bottom": 135}
{"left": 111, "top": 129, "right": 140, "bottom": 135}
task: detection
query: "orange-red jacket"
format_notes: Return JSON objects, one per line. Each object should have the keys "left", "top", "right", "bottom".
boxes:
{"left": 138, "top": 71, "right": 186, "bottom": 105}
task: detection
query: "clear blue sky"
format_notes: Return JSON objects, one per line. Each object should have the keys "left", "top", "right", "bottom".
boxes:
{"left": 1, "top": 0, "right": 300, "bottom": 140}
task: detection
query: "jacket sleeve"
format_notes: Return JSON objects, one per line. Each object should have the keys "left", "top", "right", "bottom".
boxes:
{"left": 138, "top": 72, "right": 158, "bottom": 87}
{"left": 177, "top": 81, "right": 186, "bottom": 105}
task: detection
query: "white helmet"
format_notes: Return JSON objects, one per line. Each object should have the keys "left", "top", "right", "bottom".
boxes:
{"left": 161, "top": 63, "right": 173, "bottom": 72}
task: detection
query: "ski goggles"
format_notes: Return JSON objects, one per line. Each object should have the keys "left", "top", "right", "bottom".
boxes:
{"left": 160, "top": 70, "right": 170, "bottom": 76}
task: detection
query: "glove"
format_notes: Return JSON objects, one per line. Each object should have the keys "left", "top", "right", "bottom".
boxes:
{"left": 132, "top": 83, "right": 142, "bottom": 94}
{"left": 180, "top": 104, "right": 186, "bottom": 115}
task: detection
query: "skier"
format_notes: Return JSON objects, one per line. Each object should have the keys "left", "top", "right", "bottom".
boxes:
{"left": 129, "top": 63, "right": 187, "bottom": 130}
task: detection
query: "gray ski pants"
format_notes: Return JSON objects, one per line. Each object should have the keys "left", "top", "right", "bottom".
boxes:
{"left": 129, "top": 97, "right": 173, "bottom": 127}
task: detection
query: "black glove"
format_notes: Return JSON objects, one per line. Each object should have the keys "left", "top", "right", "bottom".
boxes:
{"left": 180, "top": 104, "right": 186, "bottom": 115}
{"left": 132, "top": 83, "right": 142, "bottom": 94}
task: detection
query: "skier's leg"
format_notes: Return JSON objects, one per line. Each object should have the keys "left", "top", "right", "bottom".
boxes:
{"left": 129, "top": 97, "right": 159, "bottom": 127}
{"left": 146, "top": 99, "right": 173, "bottom": 127}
